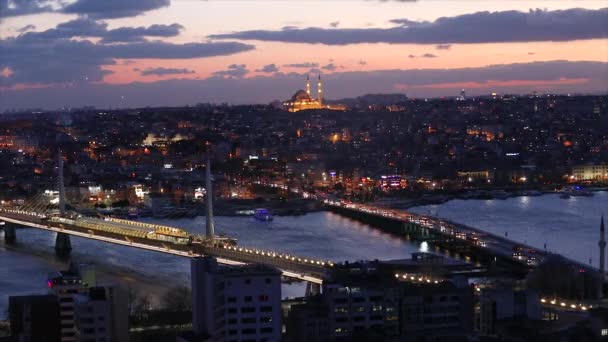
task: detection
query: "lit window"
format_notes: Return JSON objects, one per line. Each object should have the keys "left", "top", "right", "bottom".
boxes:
{"left": 602, "top": 329, "right": 608, "bottom": 336}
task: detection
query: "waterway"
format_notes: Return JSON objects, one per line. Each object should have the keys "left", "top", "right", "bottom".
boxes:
{"left": 409, "top": 191, "right": 608, "bottom": 267}
{"left": 3, "top": 192, "right": 606, "bottom": 318}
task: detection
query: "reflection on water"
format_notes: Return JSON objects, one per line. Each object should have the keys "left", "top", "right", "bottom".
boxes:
{"left": 410, "top": 192, "right": 608, "bottom": 267}
{"left": 5, "top": 193, "right": 602, "bottom": 317}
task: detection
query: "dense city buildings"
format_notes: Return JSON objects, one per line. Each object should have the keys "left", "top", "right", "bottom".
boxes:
{"left": 5, "top": 264, "right": 128, "bottom": 342}
{"left": 1, "top": 0, "right": 607, "bottom": 341}
{"left": 0, "top": 94, "right": 607, "bottom": 341}
{"left": 0, "top": 94, "right": 606, "bottom": 219}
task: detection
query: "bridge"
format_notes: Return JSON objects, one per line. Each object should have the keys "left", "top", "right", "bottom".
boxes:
{"left": 0, "top": 153, "right": 330, "bottom": 288}
{"left": 322, "top": 199, "right": 602, "bottom": 278}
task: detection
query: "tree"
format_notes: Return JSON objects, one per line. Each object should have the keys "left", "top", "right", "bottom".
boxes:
{"left": 161, "top": 286, "right": 192, "bottom": 311}
{"left": 111, "top": 199, "right": 130, "bottom": 208}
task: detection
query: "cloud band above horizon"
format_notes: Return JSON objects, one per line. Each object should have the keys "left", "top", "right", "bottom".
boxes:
{"left": 210, "top": 8, "right": 608, "bottom": 45}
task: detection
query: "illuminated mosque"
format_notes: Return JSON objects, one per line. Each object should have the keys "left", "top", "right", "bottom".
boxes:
{"left": 283, "top": 74, "right": 346, "bottom": 112}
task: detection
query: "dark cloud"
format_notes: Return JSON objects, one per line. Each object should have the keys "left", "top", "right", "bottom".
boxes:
{"left": 284, "top": 62, "right": 319, "bottom": 68}
{"left": 435, "top": 44, "right": 451, "bottom": 50}
{"left": 16, "top": 18, "right": 183, "bottom": 43}
{"left": 62, "top": 0, "right": 170, "bottom": 19}
{"left": 330, "top": 21, "right": 340, "bottom": 28}
{"left": 0, "top": 0, "right": 55, "bottom": 18}
{"left": 256, "top": 64, "right": 279, "bottom": 73}
{"left": 212, "top": 64, "right": 249, "bottom": 78}
{"left": 528, "top": 52, "right": 536, "bottom": 55}
{"left": 0, "top": 33, "right": 254, "bottom": 86}
{"left": 308, "top": 68, "right": 322, "bottom": 75}
{"left": 408, "top": 53, "right": 438, "bottom": 58}
{"left": 16, "top": 24, "right": 36, "bottom": 33}
{"left": 139, "top": 67, "right": 195, "bottom": 76}
{"left": 359, "top": 60, "right": 367, "bottom": 65}
{"left": 389, "top": 18, "right": 428, "bottom": 26}
{"left": 321, "top": 63, "right": 339, "bottom": 71}
{"left": 19, "top": 18, "right": 108, "bottom": 40}
{"left": 102, "top": 41, "right": 253, "bottom": 59}
{"left": 101, "top": 23, "right": 184, "bottom": 43}
{"left": 210, "top": 8, "right": 608, "bottom": 45}
{"left": 3, "top": 61, "right": 606, "bottom": 110}
{"left": 1, "top": 0, "right": 169, "bottom": 19}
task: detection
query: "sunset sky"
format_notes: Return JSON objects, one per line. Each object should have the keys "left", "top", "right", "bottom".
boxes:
{"left": 0, "top": 0, "right": 607, "bottom": 110}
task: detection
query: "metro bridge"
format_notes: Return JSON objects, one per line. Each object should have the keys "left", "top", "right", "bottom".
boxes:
{"left": 0, "top": 154, "right": 330, "bottom": 288}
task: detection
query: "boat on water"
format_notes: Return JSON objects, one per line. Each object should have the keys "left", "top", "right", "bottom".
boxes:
{"left": 521, "top": 190, "right": 543, "bottom": 197}
{"left": 560, "top": 186, "right": 594, "bottom": 198}
{"left": 254, "top": 208, "right": 273, "bottom": 221}
{"left": 490, "top": 190, "right": 511, "bottom": 200}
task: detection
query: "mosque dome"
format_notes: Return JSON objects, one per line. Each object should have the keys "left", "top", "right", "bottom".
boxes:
{"left": 291, "top": 89, "right": 313, "bottom": 101}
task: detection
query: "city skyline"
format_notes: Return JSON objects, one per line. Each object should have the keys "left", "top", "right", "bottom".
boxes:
{"left": 0, "top": 0, "right": 607, "bottom": 110}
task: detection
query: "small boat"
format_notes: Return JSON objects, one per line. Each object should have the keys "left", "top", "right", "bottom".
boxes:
{"left": 562, "top": 186, "right": 594, "bottom": 197}
{"left": 254, "top": 208, "right": 273, "bottom": 221}
{"left": 560, "top": 193, "right": 571, "bottom": 199}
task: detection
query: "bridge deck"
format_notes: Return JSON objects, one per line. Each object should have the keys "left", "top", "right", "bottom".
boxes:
{"left": 325, "top": 200, "right": 599, "bottom": 276}
{"left": 0, "top": 210, "right": 328, "bottom": 284}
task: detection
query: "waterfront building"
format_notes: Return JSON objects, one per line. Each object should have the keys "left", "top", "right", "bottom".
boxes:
{"left": 479, "top": 288, "right": 541, "bottom": 336}
{"left": 73, "top": 286, "right": 129, "bottom": 342}
{"left": 48, "top": 268, "right": 91, "bottom": 342}
{"left": 286, "top": 262, "right": 473, "bottom": 342}
{"left": 191, "top": 256, "right": 282, "bottom": 342}
{"left": 572, "top": 163, "right": 608, "bottom": 181}
{"left": 9, "top": 295, "right": 61, "bottom": 342}
{"left": 457, "top": 170, "right": 491, "bottom": 182}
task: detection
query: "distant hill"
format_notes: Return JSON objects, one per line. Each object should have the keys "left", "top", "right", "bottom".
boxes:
{"left": 327, "top": 93, "right": 408, "bottom": 107}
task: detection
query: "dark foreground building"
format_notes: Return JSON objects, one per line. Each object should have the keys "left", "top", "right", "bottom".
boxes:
{"left": 286, "top": 262, "right": 474, "bottom": 341}
{"left": 9, "top": 295, "right": 61, "bottom": 342}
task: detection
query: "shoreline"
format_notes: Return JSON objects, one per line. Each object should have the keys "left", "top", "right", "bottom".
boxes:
{"left": 0, "top": 242, "right": 175, "bottom": 312}
{"left": 374, "top": 188, "right": 608, "bottom": 211}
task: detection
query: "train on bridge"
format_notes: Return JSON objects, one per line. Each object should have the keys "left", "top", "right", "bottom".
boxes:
{"left": 1, "top": 209, "right": 238, "bottom": 247}
{"left": 49, "top": 216, "right": 193, "bottom": 245}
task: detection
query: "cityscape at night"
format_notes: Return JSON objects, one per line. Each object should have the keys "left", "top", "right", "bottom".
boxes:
{"left": 1, "top": 1, "right": 608, "bottom": 341}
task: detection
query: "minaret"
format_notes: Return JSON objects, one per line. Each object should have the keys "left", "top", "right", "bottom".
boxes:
{"left": 600, "top": 215, "right": 606, "bottom": 281}
{"left": 306, "top": 74, "right": 311, "bottom": 96}
{"left": 317, "top": 74, "right": 323, "bottom": 106}
{"left": 205, "top": 155, "right": 215, "bottom": 240}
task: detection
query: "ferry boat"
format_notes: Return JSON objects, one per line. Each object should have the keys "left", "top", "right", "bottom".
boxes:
{"left": 561, "top": 186, "right": 594, "bottom": 198}
{"left": 253, "top": 208, "right": 273, "bottom": 221}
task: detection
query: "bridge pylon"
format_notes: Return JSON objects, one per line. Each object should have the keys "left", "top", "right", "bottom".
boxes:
{"left": 205, "top": 155, "right": 215, "bottom": 240}
{"left": 56, "top": 149, "right": 71, "bottom": 257}
{"left": 3, "top": 222, "right": 16, "bottom": 244}
{"left": 55, "top": 232, "right": 72, "bottom": 257}
{"left": 305, "top": 282, "right": 321, "bottom": 297}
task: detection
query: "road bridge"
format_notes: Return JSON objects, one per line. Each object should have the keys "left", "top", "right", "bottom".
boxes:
{"left": 323, "top": 199, "right": 601, "bottom": 279}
